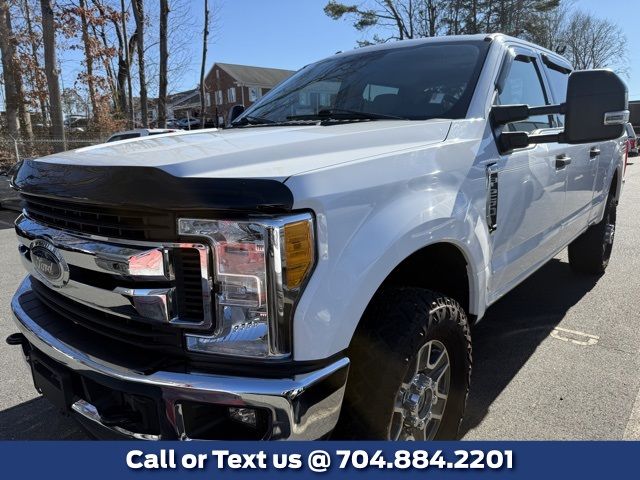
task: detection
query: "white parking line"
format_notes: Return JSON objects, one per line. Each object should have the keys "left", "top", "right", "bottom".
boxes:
{"left": 550, "top": 327, "right": 599, "bottom": 346}
{"left": 624, "top": 384, "right": 640, "bottom": 439}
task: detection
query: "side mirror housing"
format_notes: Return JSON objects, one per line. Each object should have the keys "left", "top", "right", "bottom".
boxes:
{"left": 228, "top": 104, "right": 245, "bottom": 124}
{"left": 492, "top": 69, "right": 628, "bottom": 153}
{"left": 563, "top": 69, "right": 628, "bottom": 144}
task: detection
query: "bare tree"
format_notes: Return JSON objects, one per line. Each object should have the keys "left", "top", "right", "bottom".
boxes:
{"left": 132, "top": 0, "right": 148, "bottom": 127}
{"left": 121, "top": 0, "right": 134, "bottom": 126}
{"left": 563, "top": 10, "right": 627, "bottom": 74}
{"left": 324, "top": 0, "right": 421, "bottom": 45}
{"left": 78, "top": 0, "right": 99, "bottom": 118}
{"left": 0, "top": 0, "right": 33, "bottom": 138}
{"left": 158, "top": 0, "right": 169, "bottom": 128}
{"left": 40, "top": 0, "right": 65, "bottom": 151}
{"left": 104, "top": 2, "right": 127, "bottom": 116}
{"left": 525, "top": 0, "right": 572, "bottom": 53}
{"left": 0, "top": 0, "right": 20, "bottom": 136}
{"left": 199, "top": 0, "right": 209, "bottom": 129}
{"left": 21, "top": 0, "right": 49, "bottom": 127}
{"left": 323, "top": 0, "right": 563, "bottom": 46}
{"left": 88, "top": 1, "right": 119, "bottom": 111}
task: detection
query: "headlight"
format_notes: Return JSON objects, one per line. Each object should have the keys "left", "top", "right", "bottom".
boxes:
{"left": 177, "top": 213, "right": 315, "bottom": 359}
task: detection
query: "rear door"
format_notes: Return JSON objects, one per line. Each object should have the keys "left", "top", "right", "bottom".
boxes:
{"left": 539, "top": 54, "right": 597, "bottom": 240}
{"left": 488, "top": 46, "right": 568, "bottom": 298}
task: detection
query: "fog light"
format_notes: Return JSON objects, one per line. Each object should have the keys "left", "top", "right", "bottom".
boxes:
{"left": 228, "top": 407, "right": 257, "bottom": 427}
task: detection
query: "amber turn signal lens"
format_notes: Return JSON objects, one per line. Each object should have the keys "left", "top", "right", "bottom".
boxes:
{"left": 284, "top": 220, "right": 314, "bottom": 288}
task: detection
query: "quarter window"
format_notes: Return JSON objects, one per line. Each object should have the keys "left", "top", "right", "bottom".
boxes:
{"left": 497, "top": 57, "right": 553, "bottom": 132}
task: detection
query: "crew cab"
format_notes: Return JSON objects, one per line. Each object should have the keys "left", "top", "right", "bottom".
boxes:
{"left": 7, "top": 34, "right": 628, "bottom": 440}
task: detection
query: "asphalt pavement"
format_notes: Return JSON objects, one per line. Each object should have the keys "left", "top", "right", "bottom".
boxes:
{"left": 1, "top": 164, "right": 639, "bottom": 440}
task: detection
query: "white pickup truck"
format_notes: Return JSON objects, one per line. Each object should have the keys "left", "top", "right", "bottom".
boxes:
{"left": 7, "top": 34, "right": 628, "bottom": 441}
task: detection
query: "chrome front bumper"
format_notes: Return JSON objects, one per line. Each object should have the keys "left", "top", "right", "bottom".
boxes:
{"left": 11, "top": 277, "right": 349, "bottom": 440}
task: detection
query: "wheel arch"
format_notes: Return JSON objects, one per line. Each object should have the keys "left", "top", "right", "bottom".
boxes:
{"left": 377, "top": 242, "right": 472, "bottom": 313}
{"left": 349, "top": 241, "right": 476, "bottom": 347}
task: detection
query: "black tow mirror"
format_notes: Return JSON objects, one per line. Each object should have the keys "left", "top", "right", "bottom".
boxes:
{"left": 228, "top": 104, "right": 245, "bottom": 124}
{"left": 492, "top": 69, "right": 628, "bottom": 153}
{"left": 564, "top": 69, "right": 628, "bottom": 143}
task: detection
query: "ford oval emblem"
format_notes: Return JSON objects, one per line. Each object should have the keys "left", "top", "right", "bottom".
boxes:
{"left": 29, "top": 239, "right": 69, "bottom": 288}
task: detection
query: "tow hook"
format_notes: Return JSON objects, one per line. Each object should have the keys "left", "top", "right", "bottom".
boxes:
{"left": 5, "top": 332, "right": 26, "bottom": 346}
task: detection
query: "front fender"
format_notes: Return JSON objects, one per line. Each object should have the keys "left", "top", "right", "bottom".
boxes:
{"left": 286, "top": 130, "right": 490, "bottom": 361}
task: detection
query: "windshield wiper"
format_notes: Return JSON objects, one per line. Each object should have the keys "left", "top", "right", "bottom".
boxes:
{"left": 232, "top": 115, "right": 275, "bottom": 126}
{"left": 287, "top": 108, "right": 406, "bottom": 121}
{"left": 232, "top": 115, "right": 322, "bottom": 128}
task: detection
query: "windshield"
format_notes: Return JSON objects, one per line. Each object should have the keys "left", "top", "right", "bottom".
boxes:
{"left": 236, "top": 41, "right": 489, "bottom": 125}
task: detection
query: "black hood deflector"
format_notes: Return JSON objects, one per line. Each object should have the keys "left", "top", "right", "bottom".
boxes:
{"left": 12, "top": 160, "right": 294, "bottom": 212}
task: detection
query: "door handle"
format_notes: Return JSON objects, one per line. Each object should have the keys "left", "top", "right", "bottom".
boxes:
{"left": 590, "top": 147, "right": 601, "bottom": 158}
{"left": 555, "top": 154, "right": 572, "bottom": 169}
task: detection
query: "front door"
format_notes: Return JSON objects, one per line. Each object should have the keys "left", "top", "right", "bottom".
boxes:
{"left": 488, "top": 48, "right": 568, "bottom": 300}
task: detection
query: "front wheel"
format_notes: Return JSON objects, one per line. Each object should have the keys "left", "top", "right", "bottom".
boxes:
{"left": 335, "top": 287, "right": 472, "bottom": 440}
{"left": 568, "top": 191, "right": 617, "bottom": 275}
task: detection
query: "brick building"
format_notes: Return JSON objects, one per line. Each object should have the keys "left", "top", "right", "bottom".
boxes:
{"left": 204, "top": 63, "right": 295, "bottom": 126}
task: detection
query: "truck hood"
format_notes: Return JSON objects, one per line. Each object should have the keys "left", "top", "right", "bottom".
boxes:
{"left": 37, "top": 120, "right": 452, "bottom": 181}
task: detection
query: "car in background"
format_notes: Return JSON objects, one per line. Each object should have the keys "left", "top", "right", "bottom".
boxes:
{"left": 176, "top": 118, "right": 202, "bottom": 130}
{"left": 0, "top": 161, "right": 25, "bottom": 211}
{"left": 625, "top": 123, "right": 638, "bottom": 157}
{"left": 105, "top": 128, "right": 177, "bottom": 143}
{"left": 64, "top": 116, "right": 90, "bottom": 133}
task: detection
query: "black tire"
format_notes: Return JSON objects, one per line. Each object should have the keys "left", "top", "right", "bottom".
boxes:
{"left": 568, "top": 190, "right": 617, "bottom": 275}
{"left": 335, "top": 287, "right": 471, "bottom": 440}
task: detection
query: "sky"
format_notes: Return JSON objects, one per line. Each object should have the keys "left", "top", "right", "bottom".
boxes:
{"left": 166, "top": 0, "right": 364, "bottom": 91}
{"left": 578, "top": 0, "right": 640, "bottom": 98}
{"left": 163, "top": 0, "right": 640, "bottom": 98}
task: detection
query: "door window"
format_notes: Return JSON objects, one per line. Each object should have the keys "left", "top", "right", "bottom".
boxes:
{"left": 542, "top": 60, "right": 570, "bottom": 126}
{"left": 497, "top": 56, "right": 553, "bottom": 133}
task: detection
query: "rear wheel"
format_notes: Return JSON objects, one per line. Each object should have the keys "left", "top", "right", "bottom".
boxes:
{"left": 568, "top": 190, "right": 617, "bottom": 275}
{"left": 335, "top": 287, "right": 471, "bottom": 440}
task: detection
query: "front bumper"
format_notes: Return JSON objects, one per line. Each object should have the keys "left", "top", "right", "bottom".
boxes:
{"left": 11, "top": 277, "right": 349, "bottom": 440}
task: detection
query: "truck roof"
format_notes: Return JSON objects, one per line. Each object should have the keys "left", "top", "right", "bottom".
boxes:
{"left": 330, "top": 33, "right": 572, "bottom": 70}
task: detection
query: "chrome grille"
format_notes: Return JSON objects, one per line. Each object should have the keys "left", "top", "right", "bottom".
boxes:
{"left": 16, "top": 215, "right": 214, "bottom": 351}
{"left": 31, "top": 278, "right": 183, "bottom": 351}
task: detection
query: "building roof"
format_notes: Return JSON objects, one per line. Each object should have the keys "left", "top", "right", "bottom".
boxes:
{"left": 170, "top": 89, "right": 200, "bottom": 108}
{"left": 169, "top": 88, "right": 198, "bottom": 103}
{"left": 215, "top": 63, "right": 295, "bottom": 87}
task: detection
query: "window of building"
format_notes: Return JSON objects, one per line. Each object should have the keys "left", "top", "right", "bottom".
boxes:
{"left": 319, "top": 92, "right": 331, "bottom": 109}
{"left": 228, "top": 87, "right": 237, "bottom": 103}
{"left": 299, "top": 92, "right": 311, "bottom": 106}
{"left": 215, "top": 90, "right": 223, "bottom": 105}
{"left": 249, "top": 87, "right": 262, "bottom": 102}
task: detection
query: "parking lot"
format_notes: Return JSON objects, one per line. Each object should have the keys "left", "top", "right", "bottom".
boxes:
{"left": 0, "top": 164, "right": 639, "bottom": 440}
